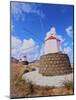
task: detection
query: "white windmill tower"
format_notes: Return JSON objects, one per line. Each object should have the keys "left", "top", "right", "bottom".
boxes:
{"left": 44, "top": 27, "right": 60, "bottom": 54}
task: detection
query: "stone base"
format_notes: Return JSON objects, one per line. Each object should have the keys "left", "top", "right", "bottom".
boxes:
{"left": 39, "top": 53, "right": 72, "bottom": 76}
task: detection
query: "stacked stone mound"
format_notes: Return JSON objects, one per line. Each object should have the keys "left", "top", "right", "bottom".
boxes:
{"left": 39, "top": 53, "right": 72, "bottom": 76}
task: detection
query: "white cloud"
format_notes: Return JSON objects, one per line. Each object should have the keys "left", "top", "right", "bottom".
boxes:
{"left": 21, "top": 3, "right": 45, "bottom": 18}
{"left": 63, "top": 47, "right": 71, "bottom": 55}
{"left": 45, "top": 27, "right": 56, "bottom": 40}
{"left": 11, "top": 36, "right": 22, "bottom": 49}
{"left": 12, "top": 48, "right": 21, "bottom": 59}
{"left": 11, "top": 36, "right": 22, "bottom": 59}
{"left": 59, "top": 45, "right": 63, "bottom": 52}
{"left": 45, "top": 27, "right": 65, "bottom": 43}
{"left": 65, "top": 26, "right": 73, "bottom": 38}
{"left": 11, "top": 3, "right": 21, "bottom": 15}
{"left": 50, "top": 27, "right": 56, "bottom": 34}
{"left": 22, "top": 3, "right": 33, "bottom": 13}
{"left": 63, "top": 42, "right": 68, "bottom": 47}
{"left": 40, "top": 44, "right": 44, "bottom": 56}
{"left": 63, "top": 46, "right": 73, "bottom": 63}
{"left": 21, "top": 38, "right": 35, "bottom": 53}
{"left": 11, "top": 2, "right": 45, "bottom": 20}
{"left": 57, "top": 35, "right": 65, "bottom": 43}
{"left": 11, "top": 35, "right": 39, "bottom": 61}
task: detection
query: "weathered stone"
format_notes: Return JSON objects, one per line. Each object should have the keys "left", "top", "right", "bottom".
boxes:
{"left": 39, "top": 53, "right": 72, "bottom": 76}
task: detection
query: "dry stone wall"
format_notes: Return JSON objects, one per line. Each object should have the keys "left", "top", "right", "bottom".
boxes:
{"left": 39, "top": 53, "right": 72, "bottom": 76}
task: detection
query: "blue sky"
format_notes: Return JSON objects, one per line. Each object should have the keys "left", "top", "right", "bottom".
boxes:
{"left": 11, "top": 2, "right": 74, "bottom": 63}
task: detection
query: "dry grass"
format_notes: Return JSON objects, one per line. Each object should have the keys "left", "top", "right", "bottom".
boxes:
{"left": 63, "top": 81, "right": 74, "bottom": 90}
{"left": 10, "top": 63, "right": 74, "bottom": 98}
{"left": 30, "top": 85, "right": 73, "bottom": 96}
{"left": 10, "top": 63, "right": 32, "bottom": 98}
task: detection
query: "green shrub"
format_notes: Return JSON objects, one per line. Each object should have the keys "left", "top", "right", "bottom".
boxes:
{"left": 63, "top": 81, "right": 73, "bottom": 90}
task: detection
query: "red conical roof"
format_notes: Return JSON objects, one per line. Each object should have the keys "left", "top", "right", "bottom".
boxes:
{"left": 45, "top": 35, "right": 60, "bottom": 41}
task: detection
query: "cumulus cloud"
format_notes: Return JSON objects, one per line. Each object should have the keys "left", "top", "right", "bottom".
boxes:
{"left": 65, "top": 26, "right": 73, "bottom": 38}
{"left": 11, "top": 2, "right": 45, "bottom": 20}
{"left": 63, "top": 46, "right": 73, "bottom": 63}
{"left": 21, "top": 38, "right": 35, "bottom": 53}
{"left": 11, "top": 36, "right": 22, "bottom": 49}
{"left": 11, "top": 35, "right": 39, "bottom": 61}
{"left": 11, "top": 36, "right": 22, "bottom": 58}
{"left": 45, "top": 27, "right": 65, "bottom": 43}
{"left": 63, "top": 47, "right": 71, "bottom": 55}
{"left": 49, "top": 27, "right": 56, "bottom": 34}
{"left": 57, "top": 35, "right": 65, "bottom": 43}
{"left": 40, "top": 44, "right": 44, "bottom": 56}
{"left": 63, "top": 42, "right": 68, "bottom": 47}
{"left": 45, "top": 27, "right": 56, "bottom": 40}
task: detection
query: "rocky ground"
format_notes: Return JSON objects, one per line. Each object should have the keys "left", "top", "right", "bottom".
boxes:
{"left": 22, "top": 70, "right": 73, "bottom": 87}
{"left": 10, "top": 63, "right": 74, "bottom": 98}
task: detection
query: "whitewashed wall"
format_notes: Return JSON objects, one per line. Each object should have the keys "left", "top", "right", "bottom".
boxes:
{"left": 44, "top": 39, "right": 59, "bottom": 54}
